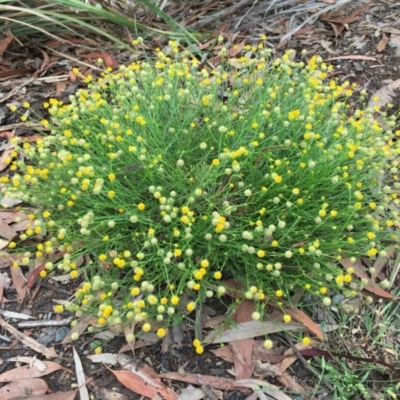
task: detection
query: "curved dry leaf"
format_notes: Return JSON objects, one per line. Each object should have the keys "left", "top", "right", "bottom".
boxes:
{"left": 0, "top": 361, "right": 66, "bottom": 382}
{"left": 285, "top": 308, "right": 323, "bottom": 340}
{"left": 0, "top": 378, "right": 49, "bottom": 399}
{"left": 10, "top": 390, "right": 77, "bottom": 400}
{"left": 233, "top": 379, "right": 291, "bottom": 400}
{"left": 106, "top": 367, "right": 178, "bottom": 400}
{"left": 0, "top": 219, "right": 16, "bottom": 240}
{"left": 158, "top": 372, "right": 235, "bottom": 391}
{"left": 61, "top": 320, "right": 90, "bottom": 344}
{"left": 72, "top": 346, "right": 89, "bottom": 400}
{"left": 7, "top": 356, "right": 46, "bottom": 372}
{"left": 368, "top": 79, "right": 400, "bottom": 109}
{"left": 9, "top": 265, "right": 28, "bottom": 302}
{"left": 204, "top": 321, "right": 302, "bottom": 344}
{"left": 340, "top": 258, "right": 394, "bottom": 299}
{"left": 231, "top": 300, "right": 256, "bottom": 380}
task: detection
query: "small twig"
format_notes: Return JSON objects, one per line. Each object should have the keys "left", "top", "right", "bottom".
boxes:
{"left": 284, "top": 333, "right": 333, "bottom": 391}
{"left": 18, "top": 317, "right": 73, "bottom": 328}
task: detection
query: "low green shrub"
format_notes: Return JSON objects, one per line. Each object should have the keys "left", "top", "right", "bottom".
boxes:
{"left": 3, "top": 41, "right": 399, "bottom": 347}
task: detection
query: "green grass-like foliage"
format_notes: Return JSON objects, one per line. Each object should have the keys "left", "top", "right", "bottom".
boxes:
{"left": 3, "top": 43, "right": 400, "bottom": 339}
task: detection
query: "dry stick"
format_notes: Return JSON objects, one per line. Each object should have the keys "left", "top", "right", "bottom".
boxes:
{"left": 283, "top": 333, "right": 333, "bottom": 391}
{"left": 18, "top": 317, "right": 73, "bottom": 328}
{"left": 187, "top": 0, "right": 257, "bottom": 31}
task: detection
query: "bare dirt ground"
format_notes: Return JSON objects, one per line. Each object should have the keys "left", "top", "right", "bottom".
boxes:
{"left": 0, "top": 1, "right": 399, "bottom": 399}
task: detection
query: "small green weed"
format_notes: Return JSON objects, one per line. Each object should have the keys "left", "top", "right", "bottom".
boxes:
{"left": 313, "top": 288, "right": 400, "bottom": 399}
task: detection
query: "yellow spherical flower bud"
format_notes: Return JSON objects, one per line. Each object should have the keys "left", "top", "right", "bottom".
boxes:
{"left": 54, "top": 305, "right": 64, "bottom": 313}
{"left": 200, "top": 259, "right": 209, "bottom": 268}
{"left": 157, "top": 328, "right": 167, "bottom": 338}
{"left": 94, "top": 347, "right": 102, "bottom": 354}
{"left": 170, "top": 295, "right": 180, "bottom": 305}
{"left": 343, "top": 274, "right": 352, "bottom": 283}
{"left": 195, "top": 345, "right": 204, "bottom": 354}
{"left": 137, "top": 203, "right": 146, "bottom": 211}
{"left": 193, "top": 339, "right": 201, "bottom": 347}
{"left": 302, "top": 337, "right": 311, "bottom": 346}
{"left": 264, "top": 340, "right": 273, "bottom": 350}
{"left": 283, "top": 314, "right": 291, "bottom": 323}
{"left": 142, "top": 323, "right": 151, "bottom": 332}
{"left": 186, "top": 302, "right": 196, "bottom": 312}
{"left": 174, "top": 249, "right": 182, "bottom": 257}
{"left": 213, "top": 271, "right": 222, "bottom": 280}
{"left": 275, "top": 290, "right": 283, "bottom": 298}
{"left": 70, "top": 270, "right": 79, "bottom": 279}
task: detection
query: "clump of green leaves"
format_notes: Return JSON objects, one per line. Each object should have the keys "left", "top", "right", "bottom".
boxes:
{"left": 3, "top": 42, "right": 399, "bottom": 342}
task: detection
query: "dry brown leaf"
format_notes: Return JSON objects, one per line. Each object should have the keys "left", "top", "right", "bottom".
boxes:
{"left": 98, "top": 388, "right": 127, "bottom": 400}
{"left": 123, "top": 322, "right": 136, "bottom": 354}
{"left": 210, "top": 346, "right": 235, "bottom": 363}
{"left": 368, "top": 79, "right": 400, "bottom": 110}
{"left": 233, "top": 379, "right": 291, "bottom": 400}
{"left": 253, "top": 341, "right": 285, "bottom": 364}
{"left": 0, "top": 361, "right": 67, "bottom": 382}
{"left": 0, "top": 378, "right": 48, "bottom": 399}
{"left": 284, "top": 307, "right": 323, "bottom": 340}
{"left": 158, "top": 372, "right": 235, "bottom": 391}
{"left": 276, "top": 372, "right": 305, "bottom": 392}
{"left": 229, "top": 40, "right": 246, "bottom": 57}
{"left": 0, "top": 34, "right": 13, "bottom": 57}
{"left": 278, "top": 342, "right": 318, "bottom": 373}
{"left": 254, "top": 360, "right": 282, "bottom": 377}
{"left": 201, "top": 315, "right": 226, "bottom": 329}
{"left": 231, "top": 300, "right": 256, "bottom": 380}
{"left": 72, "top": 346, "right": 89, "bottom": 400}
{"left": 372, "top": 246, "right": 396, "bottom": 281}
{"left": 340, "top": 258, "right": 394, "bottom": 299}
{"left": 83, "top": 52, "right": 119, "bottom": 69}
{"left": 10, "top": 390, "right": 77, "bottom": 400}
{"left": 0, "top": 317, "right": 58, "bottom": 359}
{"left": 61, "top": 319, "right": 90, "bottom": 344}
{"left": 204, "top": 321, "right": 302, "bottom": 344}
{"left": 0, "top": 149, "right": 14, "bottom": 172}
{"left": 376, "top": 34, "right": 388, "bottom": 52}
{"left": 0, "top": 238, "right": 9, "bottom": 250}
{"left": 107, "top": 367, "right": 178, "bottom": 400}
{"left": 0, "top": 219, "right": 17, "bottom": 240}
{"left": 9, "top": 265, "right": 28, "bottom": 303}
{"left": 7, "top": 356, "right": 46, "bottom": 371}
